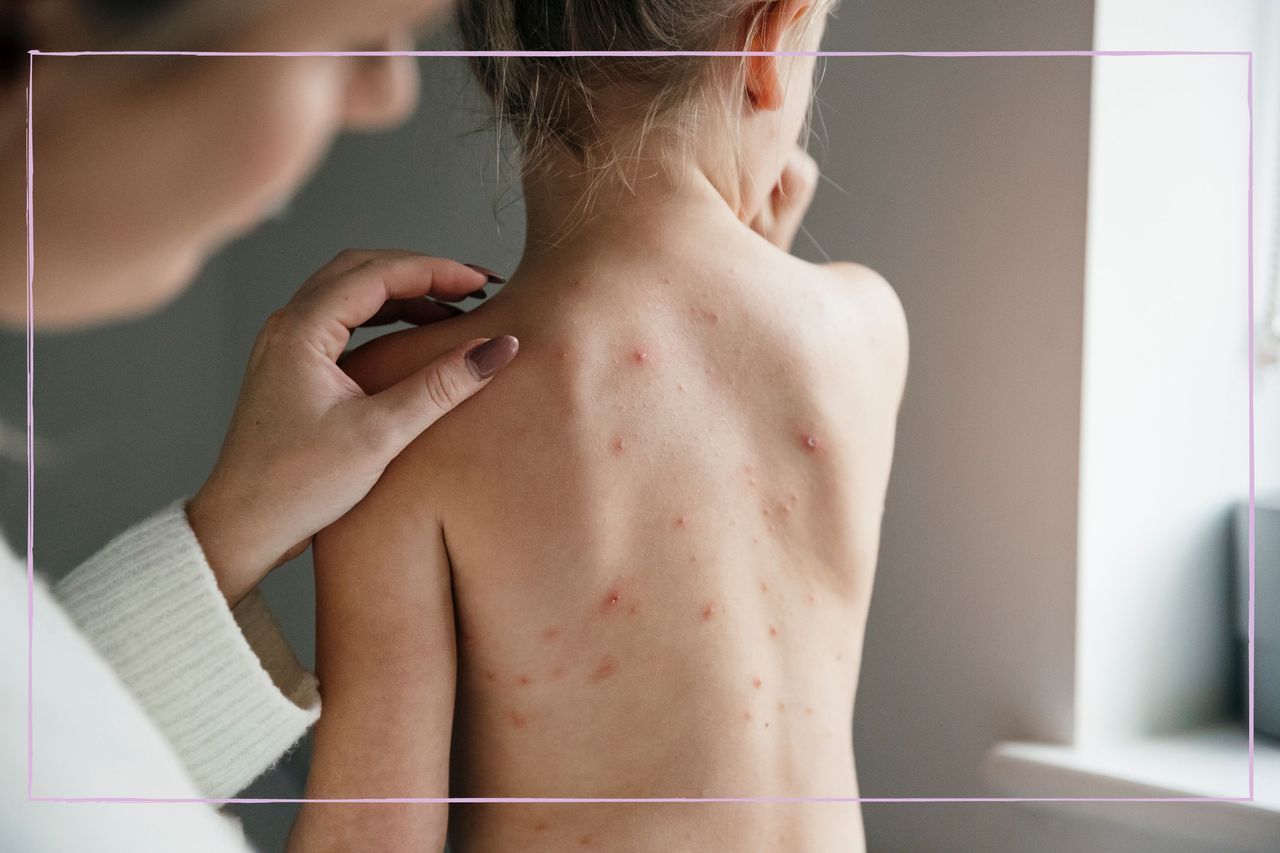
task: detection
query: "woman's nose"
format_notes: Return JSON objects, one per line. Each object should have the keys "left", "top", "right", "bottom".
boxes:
{"left": 341, "top": 33, "right": 421, "bottom": 131}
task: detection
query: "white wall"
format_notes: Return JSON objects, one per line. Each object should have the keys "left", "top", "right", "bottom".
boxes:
{"left": 1077, "top": 52, "right": 1251, "bottom": 739}
{"left": 1077, "top": 0, "right": 1262, "bottom": 745}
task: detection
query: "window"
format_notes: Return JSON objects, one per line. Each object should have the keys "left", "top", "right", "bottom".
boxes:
{"left": 987, "top": 1, "right": 1280, "bottom": 848}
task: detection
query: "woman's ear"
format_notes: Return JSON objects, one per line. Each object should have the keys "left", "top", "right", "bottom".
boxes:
{"left": 744, "top": 0, "right": 813, "bottom": 112}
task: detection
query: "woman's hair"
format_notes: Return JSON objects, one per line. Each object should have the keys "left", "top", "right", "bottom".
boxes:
{"left": 77, "top": 0, "right": 191, "bottom": 26}
{"left": 457, "top": 0, "right": 829, "bottom": 182}
{"left": 4, "top": 0, "right": 244, "bottom": 81}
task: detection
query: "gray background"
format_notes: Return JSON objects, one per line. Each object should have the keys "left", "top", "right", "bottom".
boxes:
{"left": 8, "top": 2, "right": 1240, "bottom": 850}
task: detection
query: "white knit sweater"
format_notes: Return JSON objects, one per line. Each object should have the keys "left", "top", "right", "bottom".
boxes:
{"left": 1, "top": 501, "right": 321, "bottom": 851}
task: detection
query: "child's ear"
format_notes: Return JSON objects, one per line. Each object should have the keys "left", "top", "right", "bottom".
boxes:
{"left": 744, "top": 0, "right": 813, "bottom": 112}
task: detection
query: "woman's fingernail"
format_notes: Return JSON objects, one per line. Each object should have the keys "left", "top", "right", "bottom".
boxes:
{"left": 465, "top": 335, "right": 520, "bottom": 380}
{"left": 465, "top": 263, "right": 507, "bottom": 285}
{"left": 468, "top": 289, "right": 488, "bottom": 299}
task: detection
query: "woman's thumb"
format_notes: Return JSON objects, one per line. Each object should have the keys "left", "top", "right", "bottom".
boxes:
{"left": 369, "top": 335, "right": 519, "bottom": 451}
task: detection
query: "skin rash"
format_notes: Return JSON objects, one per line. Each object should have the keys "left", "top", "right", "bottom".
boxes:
{"left": 292, "top": 4, "right": 908, "bottom": 851}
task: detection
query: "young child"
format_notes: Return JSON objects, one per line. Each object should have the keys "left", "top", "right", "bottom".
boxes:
{"left": 290, "top": 1, "right": 907, "bottom": 850}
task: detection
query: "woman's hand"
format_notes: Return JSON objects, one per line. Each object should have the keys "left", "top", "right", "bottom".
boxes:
{"left": 186, "top": 250, "right": 519, "bottom": 606}
{"left": 751, "top": 145, "right": 820, "bottom": 253}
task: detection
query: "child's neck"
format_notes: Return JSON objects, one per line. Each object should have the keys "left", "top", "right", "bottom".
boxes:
{"left": 517, "top": 155, "right": 754, "bottom": 267}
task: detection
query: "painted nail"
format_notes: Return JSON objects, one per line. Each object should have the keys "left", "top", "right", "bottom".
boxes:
{"left": 465, "top": 263, "right": 507, "bottom": 285}
{"left": 465, "top": 335, "right": 520, "bottom": 380}
{"left": 468, "top": 289, "right": 488, "bottom": 299}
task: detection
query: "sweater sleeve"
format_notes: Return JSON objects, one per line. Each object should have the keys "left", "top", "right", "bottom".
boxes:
{"left": 53, "top": 500, "right": 320, "bottom": 798}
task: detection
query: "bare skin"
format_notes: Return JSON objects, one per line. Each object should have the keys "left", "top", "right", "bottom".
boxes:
{"left": 293, "top": 168, "right": 908, "bottom": 852}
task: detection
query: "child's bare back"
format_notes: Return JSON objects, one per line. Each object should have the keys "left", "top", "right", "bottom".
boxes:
{"left": 288, "top": 3, "right": 909, "bottom": 850}
{"left": 298, "top": 189, "right": 906, "bottom": 852}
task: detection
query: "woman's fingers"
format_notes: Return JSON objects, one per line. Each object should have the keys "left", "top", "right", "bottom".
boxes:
{"left": 303, "top": 249, "right": 502, "bottom": 297}
{"left": 292, "top": 254, "right": 494, "bottom": 359}
{"left": 187, "top": 251, "right": 518, "bottom": 605}
{"left": 358, "top": 297, "right": 465, "bottom": 328}
{"left": 368, "top": 336, "right": 520, "bottom": 453}
{"left": 295, "top": 248, "right": 414, "bottom": 298}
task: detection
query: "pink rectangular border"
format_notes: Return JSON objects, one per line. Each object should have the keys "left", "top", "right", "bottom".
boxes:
{"left": 23, "top": 48, "right": 1257, "bottom": 806}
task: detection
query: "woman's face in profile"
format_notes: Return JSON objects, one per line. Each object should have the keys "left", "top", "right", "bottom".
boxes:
{"left": 21, "top": 0, "right": 451, "bottom": 328}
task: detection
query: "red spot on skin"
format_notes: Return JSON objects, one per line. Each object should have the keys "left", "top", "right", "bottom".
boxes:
{"left": 743, "top": 711, "right": 753, "bottom": 722}
{"left": 801, "top": 432, "right": 821, "bottom": 452}
{"left": 806, "top": 593, "right": 816, "bottom": 606}
{"left": 516, "top": 674, "right": 533, "bottom": 686}
{"left": 778, "top": 701, "right": 787, "bottom": 712}
{"left": 788, "top": 493, "right": 799, "bottom": 506}
{"left": 483, "top": 669, "right": 496, "bottom": 682}
{"left": 752, "top": 536, "right": 760, "bottom": 545}
{"left": 628, "top": 602, "right": 641, "bottom": 616}
{"left": 592, "top": 655, "right": 618, "bottom": 682}
{"left": 557, "top": 346, "right": 570, "bottom": 362}
{"left": 542, "top": 627, "right": 560, "bottom": 641}
{"left": 675, "top": 515, "right": 688, "bottom": 528}
{"left": 534, "top": 821, "right": 550, "bottom": 832}
{"left": 578, "top": 835, "right": 596, "bottom": 847}
{"left": 744, "top": 464, "right": 754, "bottom": 475}
{"left": 509, "top": 709, "right": 529, "bottom": 729}
{"left": 768, "top": 624, "right": 778, "bottom": 638}
{"left": 631, "top": 348, "right": 649, "bottom": 365}
{"left": 611, "top": 436, "right": 626, "bottom": 455}
{"left": 700, "top": 308, "right": 720, "bottom": 324}
{"left": 551, "top": 665, "right": 568, "bottom": 681}
{"left": 701, "top": 601, "right": 718, "bottom": 621}
{"left": 677, "top": 383, "right": 687, "bottom": 393}
{"left": 689, "top": 554, "right": 698, "bottom": 564}
{"left": 752, "top": 677, "right": 763, "bottom": 689}
{"left": 804, "top": 707, "right": 814, "bottom": 716}
{"left": 602, "top": 588, "right": 622, "bottom": 612}
{"left": 762, "top": 504, "right": 772, "bottom": 517}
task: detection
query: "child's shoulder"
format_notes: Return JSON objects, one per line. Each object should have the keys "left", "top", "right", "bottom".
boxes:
{"left": 818, "top": 261, "right": 907, "bottom": 338}
{"left": 807, "top": 260, "right": 907, "bottom": 354}
{"left": 794, "top": 259, "right": 909, "bottom": 406}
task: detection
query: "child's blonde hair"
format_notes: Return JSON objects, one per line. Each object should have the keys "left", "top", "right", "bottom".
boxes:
{"left": 457, "top": 0, "right": 830, "bottom": 189}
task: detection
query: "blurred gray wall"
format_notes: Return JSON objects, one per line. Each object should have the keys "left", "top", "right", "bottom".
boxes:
{"left": 1, "top": 2, "right": 1190, "bottom": 851}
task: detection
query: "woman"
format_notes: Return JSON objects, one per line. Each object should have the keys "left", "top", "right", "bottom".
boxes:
{"left": 1, "top": 0, "right": 517, "bottom": 849}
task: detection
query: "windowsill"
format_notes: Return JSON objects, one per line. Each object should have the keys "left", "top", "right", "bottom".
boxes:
{"left": 984, "top": 724, "right": 1280, "bottom": 848}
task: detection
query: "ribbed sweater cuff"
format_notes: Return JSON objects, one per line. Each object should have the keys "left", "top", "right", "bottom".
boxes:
{"left": 54, "top": 500, "right": 320, "bottom": 798}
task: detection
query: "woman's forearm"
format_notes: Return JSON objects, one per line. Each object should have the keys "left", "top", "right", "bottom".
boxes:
{"left": 54, "top": 501, "right": 320, "bottom": 797}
